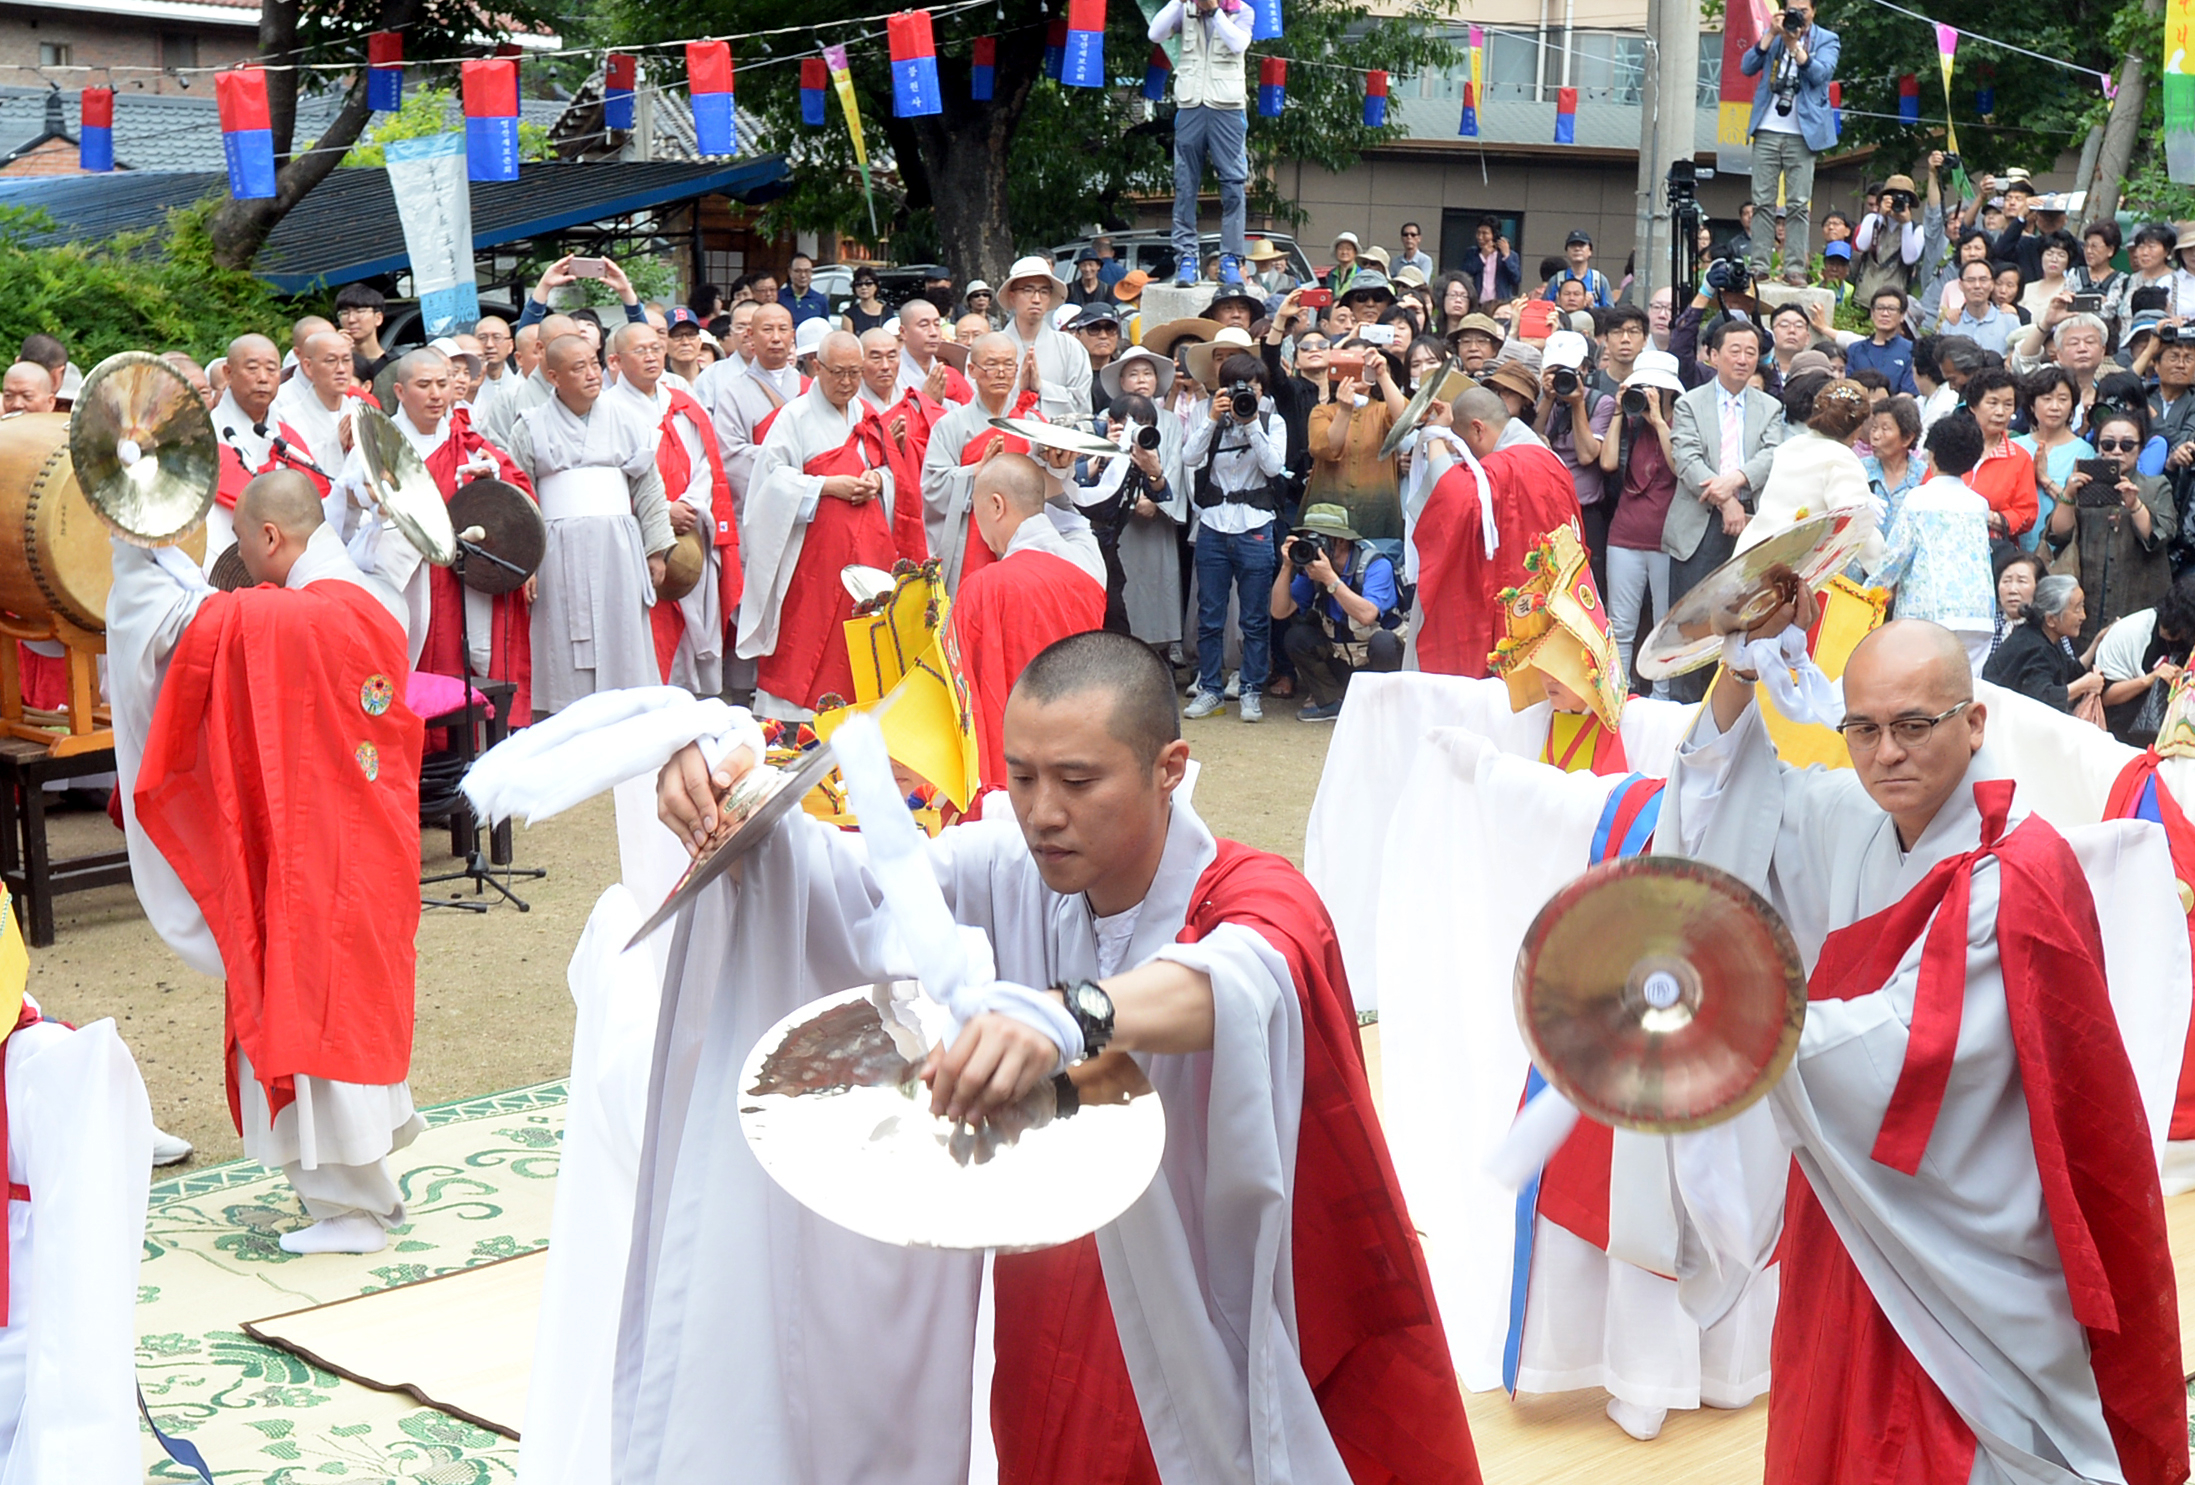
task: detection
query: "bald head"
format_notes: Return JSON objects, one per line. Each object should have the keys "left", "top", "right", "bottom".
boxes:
{"left": 1012, "top": 629, "right": 1181, "bottom": 770}
{"left": 513, "top": 323, "right": 543, "bottom": 377}
{"left": 815, "top": 330, "right": 864, "bottom": 409}
{"left": 1839, "top": 619, "right": 1986, "bottom": 846}
{"left": 544, "top": 333, "right": 594, "bottom": 375}
{"left": 234, "top": 469, "right": 325, "bottom": 584}
{"left": 974, "top": 451, "right": 1048, "bottom": 517}
{"left": 299, "top": 331, "right": 355, "bottom": 402}
{"left": 1449, "top": 386, "right": 1509, "bottom": 459}
{"left": 1846, "top": 619, "right": 1974, "bottom": 708}
{"left": 860, "top": 328, "right": 899, "bottom": 396}
{"left": 224, "top": 334, "right": 282, "bottom": 421}
{"left": 2, "top": 363, "right": 55, "bottom": 415}
{"left": 290, "top": 315, "right": 334, "bottom": 357}
{"left": 748, "top": 302, "right": 794, "bottom": 369}
{"left": 543, "top": 332, "right": 603, "bottom": 412}
{"left": 538, "top": 313, "right": 581, "bottom": 346}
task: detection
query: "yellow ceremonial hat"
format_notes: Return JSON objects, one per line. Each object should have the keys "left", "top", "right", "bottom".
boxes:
{"left": 813, "top": 560, "right": 983, "bottom": 812}
{"left": 0, "top": 893, "right": 27, "bottom": 1047}
{"left": 2158, "top": 670, "right": 2195, "bottom": 760}
{"left": 1489, "top": 523, "right": 1626, "bottom": 734}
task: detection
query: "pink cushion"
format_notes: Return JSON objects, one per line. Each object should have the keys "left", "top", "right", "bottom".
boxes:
{"left": 405, "top": 671, "right": 496, "bottom": 721}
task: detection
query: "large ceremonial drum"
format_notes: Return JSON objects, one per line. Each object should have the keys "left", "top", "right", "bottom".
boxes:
{"left": 0, "top": 409, "right": 203, "bottom": 637}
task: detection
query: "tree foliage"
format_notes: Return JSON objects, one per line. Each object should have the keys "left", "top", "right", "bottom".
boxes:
{"left": 333, "top": 86, "right": 557, "bottom": 168}
{"left": 0, "top": 203, "right": 288, "bottom": 364}
{"left": 588, "top": 0, "right": 1455, "bottom": 275}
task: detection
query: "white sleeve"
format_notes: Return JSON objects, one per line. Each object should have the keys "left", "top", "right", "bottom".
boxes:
{"left": 2095, "top": 615, "right": 2155, "bottom": 681}
{"left": 1209, "top": 4, "right": 1253, "bottom": 52}
{"left": 1148, "top": 0, "right": 1186, "bottom": 41}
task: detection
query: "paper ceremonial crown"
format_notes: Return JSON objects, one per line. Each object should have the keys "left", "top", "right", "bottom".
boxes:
{"left": 1489, "top": 523, "right": 1627, "bottom": 733}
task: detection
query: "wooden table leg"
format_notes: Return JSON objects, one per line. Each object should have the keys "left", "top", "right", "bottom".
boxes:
{"left": 20, "top": 767, "right": 54, "bottom": 948}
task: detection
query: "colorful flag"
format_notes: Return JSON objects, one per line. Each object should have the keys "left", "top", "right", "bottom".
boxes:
{"left": 1897, "top": 72, "right": 1920, "bottom": 122}
{"left": 972, "top": 37, "right": 996, "bottom": 101}
{"left": 1828, "top": 78, "right": 1842, "bottom": 138}
{"left": 461, "top": 58, "right": 521, "bottom": 182}
{"left": 1045, "top": 20, "right": 1067, "bottom": 80}
{"left": 2168, "top": 0, "right": 2195, "bottom": 180}
{"left": 1062, "top": 0, "right": 1105, "bottom": 88}
{"left": 1469, "top": 24, "right": 1484, "bottom": 95}
{"left": 216, "top": 67, "right": 278, "bottom": 199}
{"left": 79, "top": 86, "right": 114, "bottom": 172}
{"left": 801, "top": 57, "right": 829, "bottom": 125}
{"left": 1458, "top": 80, "right": 1478, "bottom": 138}
{"left": 1363, "top": 69, "right": 1388, "bottom": 128}
{"left": 1258, "top": 56, "right": 1286, "bottom": 117}
{"left": 1143, "top": 45, "right": 1171, "bottom": 102}
{"left": 823, "top": 43, "right": 879, "bottom": 237}
{"left": 688, "top": 41, "right": 735, "bottom": 156}
{"left": 1934, "top": 23, "right": 1963, "bottom": 171}
{"left": 1554, "top": 84, "right": 1577, "bottom": 144}
{"left": 889, "top": 11, "right": 944, "bottom": 115}
{"left": 367, "top": 31, "right": 403, "bottom": 112}
{"left": 1716, "top": 0, "right": 1762, "bottom": 174}
{"left": 1250, "top": 0, "right": 1283, "bottom": 41}
{"left": 604, "top": 52, "right": 636, "bottom": 133}
{"left": 1974, "top": 84, "right": 1994, "bottom": 116}
{"left": 385, "top": 133, "right": 478, "bottom": 336}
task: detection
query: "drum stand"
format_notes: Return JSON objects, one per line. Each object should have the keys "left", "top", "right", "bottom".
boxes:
{"left": 422, "top": 540, "right": 545, "bottom": 913}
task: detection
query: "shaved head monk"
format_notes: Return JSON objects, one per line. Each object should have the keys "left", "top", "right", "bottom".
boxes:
{"left": 209, "top": 332, "right": 323, "bottom": 570}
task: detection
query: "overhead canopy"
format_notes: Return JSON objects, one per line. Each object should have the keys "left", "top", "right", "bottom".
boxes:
{"left": 0, "top": 158, "right": 790, "bottom": 293}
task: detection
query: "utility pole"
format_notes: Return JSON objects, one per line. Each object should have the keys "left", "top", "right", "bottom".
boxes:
{"left": 2089, "top": 0, "right": 2160, "bottom": 224}
{"left": 634, "top": 62, "right": 656, "bottom": 164}
{"left": 1633, "top": 0, "right": 1702, "bottom": 302}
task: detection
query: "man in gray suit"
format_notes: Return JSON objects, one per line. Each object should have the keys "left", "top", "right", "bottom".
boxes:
{"left": 1661, "top": 318, "right": 1786, "bottom": 701}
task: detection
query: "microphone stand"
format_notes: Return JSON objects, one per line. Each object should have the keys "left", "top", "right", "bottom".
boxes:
{"left": 420, "top": 526, "right": 546, "bottom": 912}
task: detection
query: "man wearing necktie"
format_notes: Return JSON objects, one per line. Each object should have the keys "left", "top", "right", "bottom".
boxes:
{"left": 1662, "top": 318, "right": 1787, "bottom": 702}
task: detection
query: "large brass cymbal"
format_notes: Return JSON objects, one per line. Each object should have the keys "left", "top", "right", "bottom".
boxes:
{"left": 355, "top": 405, "right": 457, "bottom": 566}
{"left": 1377, "top": 360, "right": 1473, "bottom": 460}
{"left": 739, "top": 985, "right": 1167, "bottom": 1251}
{"left": 67, "top": 352, "right": 218, "bottom": 547}
{"left": 1514, "top": 856, "right": 1805, "bottom": 1133}
{"left": 1635, "top": 511, "right": 1871, "bottom": 680}
{"left": 445, "top": 478, "right": 542, "bottom": 595}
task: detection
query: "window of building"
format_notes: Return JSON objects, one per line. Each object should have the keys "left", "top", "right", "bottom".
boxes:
{"left": 1485, "top": 33, "right": 1540, "bottom": 101}
{"left": 161, "top": 32, "right": 199, "bottom": 71}
{"left": 1441, "top": 209, "right": 1524, "bottom": 275}
{"left": 1565, "top": 33, "right": 1647, "bottom": 105}
{"left": 1698, "top": 49, "right": 1723, "bottom": 108}
{"left": 38, "top": 43, "right": 71, "bottom": 68}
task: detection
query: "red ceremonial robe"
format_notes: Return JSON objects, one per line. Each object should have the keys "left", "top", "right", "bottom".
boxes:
{"left": 1414, "top": 445, "right": 1584, "bottom": 677}
{"left": 948, "top": 546, "right": 1107, "bottom": 788}
{"left": 131, "top": 580, "right": 424, "bottom": 1134}
{"left": 952, "top": 390, "right": 1043, "bottom": 589}
{"left": 649, "top": 387, "right": 744, "bottom": 680}
{"left": 1772, "top": 782, "right": 2185, "bottom": 1485}
{"left": 991, "top": 841, "right": 1482, "bottom": 1485}
{"left": 420, "top": 406, "right": 537, "bottom": 726}
{"left": 217, "top": 417, "right": 328, "bottom": 506}
{"left": 753, "top": 406, "right": 929, "bottom": 710}
{"left": 2104, "top": 753, "right": 2195, "bottom": 1138}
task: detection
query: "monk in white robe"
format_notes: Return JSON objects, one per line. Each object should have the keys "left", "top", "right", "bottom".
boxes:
{"left": 269, "top": 329, "right": 361, "bottom": 477}
{"left": 997, "top": 256, "right": 1093, "bottom": 423}
{"left": 109, "top": 472, "right": 428, "bottom": 1256}
{"left": 507, "top": 334, "right": 675, "bottom": 717}
{"left": 696, "top": 302, "right": 803, "bottom": 511}
{"left": 921, "top": 333, "right": 1043, "bottom": 594}
{"left": 1657, "top": 614, "right": 2188, "bottom": 1485}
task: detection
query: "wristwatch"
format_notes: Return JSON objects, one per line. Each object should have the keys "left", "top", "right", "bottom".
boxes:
{"left": 1053, "top": 978, "right": 1115, "bottom": 1058}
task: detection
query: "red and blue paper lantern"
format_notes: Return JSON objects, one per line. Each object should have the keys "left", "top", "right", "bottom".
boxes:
{"left": 1362, "top": 70, "right": 1387, "bottom": 128}
{"left": 367, "top": 31, "right": 403, "bottom": 112}
{"left": 1142, "top": 45, "right": 1170, "bottom": 101}
{"left": 801, "top": 58, "right": 829, "bottom": 124}
{"left": 461, "top": 57, "right": 521, "bottom": 182}
{"left": 1250, "top": 0, "right": 1283, "bottom": 41}
{"left": 888, "top": 11, "right": 943, "bottom": 116}
{"left": 1898, "top": 73, "right": 1920, "bottom": 123}
{"left": 688, "top": 41, "right": 735, "bottom": 156}
{"left": 972, "top": 37, "right": 996, "bottom": 101}
{"left": 1257, "top": 56, "right": 1286, "bottom": 117}
{"left": 1975, "top": 84, "right": 1993, "bottom": 116}
{"left": 1554, "top": 84, "right": 1577, "bottom": 143}
{"left": 1458, "top": 79, "right": 1479, "bottom": 138}
{"left": 1044, "top": 20, "right": 1067, "bottom": 80}
{"left": 1062, "top": 0, "right": 1105, "bottom": 89}
{"left": 79, "top": 86, "right": 114, "bottom": 172}
{"left": 216, "top": 67, "right": 277, "bottom": 199}
{"left": 604, "top": 52, "right": 636, "bottom": 132}
{"left": 1828, "top": 78, "right": 1842, "bottom": 137}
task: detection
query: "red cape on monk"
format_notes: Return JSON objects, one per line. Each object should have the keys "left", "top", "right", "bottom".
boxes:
{"left": 1414, "top": 444, "right": 1583, "bottom": 677}
{"left": 949, "top": 390, "right": 1042, "bottom": 589}
{"left": 648, "top": 387, "right": 744, "bottom": 680}
{"left": 131, "top": 580, "right": 423, "bottom": 1135}
{"left": 753, "top": 405, "right": 930, "bottom": 711}
{"left": 422, "top": 406, "right": 537, "bottom": 724}
{"left": 1779, "top": 788, "right": 2185, "bottom": 1485}
{"left": 217, "top": 418, "right": 327, "bottom": 507}
{"left": 991, "top": 840, "right": 1482, "bottom": 1485}
{"left": 949, "top": 547, "right": 1106, "bottom": 789}
{"left": 2105, "top": 753, "right": 2195, "bottom": 1139}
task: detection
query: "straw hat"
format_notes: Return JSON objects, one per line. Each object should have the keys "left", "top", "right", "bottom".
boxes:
{"left": 1247, "top": 239, "right": 1287, "bottom": 265}
{"left": 1183, "top": 326, "right": 1257, "bottom": 387}
{"left": 1143, "top": 316, "right": 1223, "bottom": 358}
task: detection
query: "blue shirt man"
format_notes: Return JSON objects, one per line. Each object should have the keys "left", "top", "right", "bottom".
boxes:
{"left": 1845, "top": 287, "right": 1919, "bottom": 395}
{"left": 778, "top": 255, "right": 832, "bottom": 327}
{"left": 1740, "top": 0, "right": 1839, "bottom": 285}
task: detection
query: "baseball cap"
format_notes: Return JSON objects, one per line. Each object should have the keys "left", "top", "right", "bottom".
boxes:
{"left": 665, "top": 306, "right": 702, "bottom": 332}
{"left": 1543, "top": 329, "right": 1591, "bottom": 371}
{"left": 1565, "top": 230, "right": 1593, "bottom": 247}
{"left": 1069, "top": 301, "right": 1121, "bottom": 331}
{"left": 1823, "top": 241, "right": 1852, "bottom": 260}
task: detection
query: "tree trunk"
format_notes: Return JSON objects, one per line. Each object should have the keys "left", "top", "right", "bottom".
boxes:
{"left": 905, "top": 30, "right": 1045, "bottom": 288}
{"left": 2088, "top": 0, "right": 2161, "bottom": 227}
{"left": 206, "top": 0, "right": 420, "bottom": 272}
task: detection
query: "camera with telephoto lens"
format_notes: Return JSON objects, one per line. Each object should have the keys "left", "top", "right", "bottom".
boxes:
{"left": 1621, "top": 386, "right": 1648, "bottom": 416}
{"left": 1884, "top": 189, "right": 1916, "bottom": 214}
{"left": 1706, "top": 258, "right": 1752, "bottom": 294}
{"left": 1782, "top": 6, "right": 1806, "bottom": 28}
{"left": 1132, "top": 423, "right": 1162, "bottom": 450}
{"left": 1286, "top": 534, "right": 1325, "bottom": 568}
{"left": 1223, "top": 381, "right": 1259, "bottom": 420}
{"left": 1550, "top": 366, "right": 1580, "bottom": 398}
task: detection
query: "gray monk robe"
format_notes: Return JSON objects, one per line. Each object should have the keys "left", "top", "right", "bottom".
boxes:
{"left": 508, "top": 395, "right": 675, "bottom": 716}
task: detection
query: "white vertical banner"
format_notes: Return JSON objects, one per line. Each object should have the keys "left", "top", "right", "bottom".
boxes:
{"left": 385, "top": 132, "right": 480, "bottom": 333}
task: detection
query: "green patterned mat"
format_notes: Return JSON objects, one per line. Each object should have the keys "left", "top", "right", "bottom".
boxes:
{"left": 138, "top": 1082, "right": 568, "bottom": 1483}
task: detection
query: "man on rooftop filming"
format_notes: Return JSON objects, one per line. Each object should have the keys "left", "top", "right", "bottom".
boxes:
{"left": 1150, "top": 0, "right": 1253, "bottom": 288}
{"left": 1741, "top": 0, "right": 1840, "bottom": 287}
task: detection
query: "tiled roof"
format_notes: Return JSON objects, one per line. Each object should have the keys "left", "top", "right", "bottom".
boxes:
{"left": 0, "top": 85, "right": 564, "bottom": 176}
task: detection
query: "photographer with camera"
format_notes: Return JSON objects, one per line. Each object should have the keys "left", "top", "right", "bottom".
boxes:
{"left": 2046, "top": 404, "right": 2179, "bottom": 644}
{"left": 1269, "top": 505, "right": 1403, "bottom": 720}
{"left": 1852, "top": 166, "right": 1937, "bottom": 309}
{"left": 1073, "top": 392, "right": 1188, "bottom": 638}
{"left": 1535, "top": 331, "right": 1616, "bottom": 580}
{"left": 1305, "top": 336, "right": 1409, "bottom": 542}
{"left": 1739, "top": 0, "right": 1839, "bottom": 288}
{"left": 1182, "top": 350, "right": 1287, "bottom": 721}
{"left": 1149, "top": 0, "right": 1254, "bottom": 288}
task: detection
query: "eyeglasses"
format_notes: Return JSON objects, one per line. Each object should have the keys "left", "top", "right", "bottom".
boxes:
{"left": 1834, "top": 701, "right": 1970, "bottom": 752}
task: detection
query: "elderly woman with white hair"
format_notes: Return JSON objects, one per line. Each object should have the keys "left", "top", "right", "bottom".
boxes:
{"left": 1982, "top": 571, "right": 2109, "bottom": 717}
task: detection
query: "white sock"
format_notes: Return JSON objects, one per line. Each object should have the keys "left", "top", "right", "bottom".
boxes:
{"left": 1606, "top": 1396, "right": 1667, "bottom": 1441}
{"left": 278, "top": 1212, "right": 388, "bottom": 1255}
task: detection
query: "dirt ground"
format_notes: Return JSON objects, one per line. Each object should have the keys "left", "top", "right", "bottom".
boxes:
{"left": 30, "top": 703, "right": 1335, "bottom": 1170}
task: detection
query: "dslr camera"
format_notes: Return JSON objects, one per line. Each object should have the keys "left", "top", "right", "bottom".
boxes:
{"left": 1938, "top": 152, "right": 1962, "bottom": 175}
{"left": 1883, "top": 188, "right": 1916, "bottom": 214}
{"left": 1781, "top": 6, "right": 1807, "bottom": 29}
{"left": 1550, "top": 366, "right": 1580, "bottom": 398}
{"left": 1131, "top": 422, "right": 1163, "bottom": 450}
{"left": 1222, "top": 381, "right": 1260, "bottom": 420}
{"left": 1705, "top": 258, "right": 1753, "bottom": 295}
{"left": 1285, "top": 533, "right": 1325, "bottom": 568}
{"left": 2163, "top": 325, "right": 2183, "bottom": 346}
{"left": 1621, "top": 386, "right": 1649, "bottom": 417}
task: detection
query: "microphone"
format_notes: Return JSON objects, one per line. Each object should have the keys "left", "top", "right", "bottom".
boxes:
{"left": 268, "top": 433, "right": 328, "bottom": 480}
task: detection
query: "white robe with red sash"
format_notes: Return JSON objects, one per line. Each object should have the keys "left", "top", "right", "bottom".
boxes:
{"left": 698, "top": 360, "right": 803, "bottom": 511}
{"left": 209, "top": 389, "right": 325, "bottom": 570}
{"left": 1660, "top": 702, "right": 2189, "bottom": 1485}
{"left": 919, "top": 390, "right": 1042, "bottom": 595}
{"left": 736, "top": 387, "right": 925, "bottom": 718}
{"left": 609, "top": 379, "right": 742, "bottom": 696}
